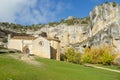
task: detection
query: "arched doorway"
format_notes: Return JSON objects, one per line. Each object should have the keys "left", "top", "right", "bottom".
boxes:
{"left": 23, "top": 46, "right": 30, "bottom": 54}
{"left": 50, "top": 46, "right": 57, "bottom": 60}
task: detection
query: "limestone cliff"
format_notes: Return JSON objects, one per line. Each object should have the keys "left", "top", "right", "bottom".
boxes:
{"left": 39, "top": 23, "right": 90, "bottom": 53}
{"left": 74, "top": 2, "right": 120, "bottom": 53}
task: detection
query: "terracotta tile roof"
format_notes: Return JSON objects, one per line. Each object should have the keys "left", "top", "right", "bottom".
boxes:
{"left": 12, "top": 36, "right": 37, "bottom": 40}
{"left": 47, "top": 37, "right": 60, "bottom": 42}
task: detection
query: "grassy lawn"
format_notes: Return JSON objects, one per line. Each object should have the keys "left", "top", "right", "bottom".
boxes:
{"left": 0, "top": 53, "right": 120, "bottom": 80}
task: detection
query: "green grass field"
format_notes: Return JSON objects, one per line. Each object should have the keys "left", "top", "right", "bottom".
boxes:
{"left": 0, "top": 53, "right": 120, "bottom": 80}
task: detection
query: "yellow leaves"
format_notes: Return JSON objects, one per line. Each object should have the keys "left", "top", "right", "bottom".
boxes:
{"left": 81, "top": 45, "right": 116, "bottom": 65}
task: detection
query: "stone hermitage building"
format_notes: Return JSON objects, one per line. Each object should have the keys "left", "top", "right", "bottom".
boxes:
{"left": 7, "top": 34, "right": 60, "bottom": 60}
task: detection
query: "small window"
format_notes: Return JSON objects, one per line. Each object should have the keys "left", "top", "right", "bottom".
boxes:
{"left": 39, "top": 41, "right": 44, "bottom": 46}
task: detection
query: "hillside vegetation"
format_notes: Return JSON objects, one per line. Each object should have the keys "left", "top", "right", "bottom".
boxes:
{"left": 0, "top": 53, "right": 119, "bottom": 80}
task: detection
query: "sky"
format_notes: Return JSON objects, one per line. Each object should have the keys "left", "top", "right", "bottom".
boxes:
{"left": 0, "top": 0, "right": 119, "bottom": 25}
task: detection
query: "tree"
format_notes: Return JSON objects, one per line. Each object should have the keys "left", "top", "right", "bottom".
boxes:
{"left": 65, "top": 48, "right": 81, "bottom": 64}
{"left": 112, "top": 2, "right": 117, "bottom": 7}
{"left": 81, "top": 45, "right": 115, "bottom": 65}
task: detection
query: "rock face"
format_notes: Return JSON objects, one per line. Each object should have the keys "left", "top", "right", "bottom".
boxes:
{"left": 73, "top": 2, "right": 120, "bottom": 53}
{"left": 39, "top": 23, "right": 90, "bottom": 53}
{"left": 90, "top": 2, "right": 120, "bottom": 36}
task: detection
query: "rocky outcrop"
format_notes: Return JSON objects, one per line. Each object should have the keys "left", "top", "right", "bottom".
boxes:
{"left": 73, "top": 2, "right": 120, "bottom": 54}
{"left": 90, "top": 2, "right": 120, "bottom": 36}
{"left": 38, "top": 23, "right": 90, "bottom": 53}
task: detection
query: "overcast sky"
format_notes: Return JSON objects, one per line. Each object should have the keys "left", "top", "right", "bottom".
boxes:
{"left": 0, "top": 0, "right": 119, "bottom": 25}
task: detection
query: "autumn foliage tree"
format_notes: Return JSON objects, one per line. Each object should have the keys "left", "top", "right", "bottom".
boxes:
{"left": 81, "top": 45, "right": 115, "bottom": 65}
{"left": 65, "top": 48, "right": 81, "bottom": 64}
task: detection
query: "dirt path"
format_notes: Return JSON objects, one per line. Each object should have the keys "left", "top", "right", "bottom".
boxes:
{"left": 20, "top": 55, "right": 41, "bottom": 66}
{"left": 8, "top": 53, "right": 41, "bottom": 66}
{"left": 84, "top": 64, "right": 120, "bottom": 73}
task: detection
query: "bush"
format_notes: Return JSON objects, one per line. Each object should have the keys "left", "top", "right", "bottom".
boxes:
{"left": 81, "top": 45, "right": 115, "bottom": 65}
{"left": 65, "top": 19, "right": 74, "bottom": 25}
{"left": 60, "top": 54, "right": 67, "bottom": 61}
{"left": 65, "top": 48, "right": 81, "bottom": 64}
{"left": 81, "top": 48, "right": 92, "bottom": 63}
{"left": 48, "top": 22, "right": 59, "bottom": 26}
{"left": 81, "top": 21, "right": 88, "bottom": 24}
{"left": 112, "top": 2, "right": 117, "bottom": 7}
{"left": 101, "top": 51, "right": 115, "bottom": 65}
{"left": 2, "top": 38, "right": 8, "bottom": 43}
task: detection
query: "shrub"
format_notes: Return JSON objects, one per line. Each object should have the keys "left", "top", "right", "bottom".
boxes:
{"left": 81, "top": 45, "right": 115, "bottom": 65}
{"left": 81, "top": 48, "right": 92, "bottom": 63}
{"left": 2, "top": 38, "right": 8, "bottom": 43}
{"left": 101, "top": 47, "right": 115, "bottom": 65}
{"left": 60, "top": 54, "right": 67, "bottom": 61}
{"left": 65, "top": 19, "right": 74, "bottom": 25}
{"left": 65, "top": 48, "right": 81, "bottom": 64}
{"left": 112, "top": 2, "right": 117, "bottom": 7}
{"left": 48, "top": 22, "right": 59, "bottom": 26}
{"left": 81, "top": 21, "right": 88, "bottom": 24}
